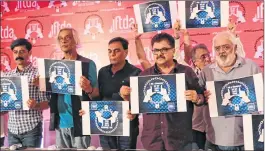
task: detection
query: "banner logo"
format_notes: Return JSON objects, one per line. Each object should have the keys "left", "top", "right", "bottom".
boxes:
{"left": 1, "top": 52, "right": 11, "bottom": 72}
{"left": 1, "top": 1, "right": 10, "bottom": 17}
{"left": 253, "top": 2, "right": 264, "bottom": 22}
{"left": 25, "top": 20, "right": 44, "bottom": 44}
{"left": 84, "top": 14, "right": 104, "bottom": 40}
{"left": 48, "top": 21, "right": 72, "bottom": 38}
{"left": 229, "top": 1, "right": 246, "bottom": 23}
{"left": 15, "top": 1, "right": 40, "bottom": 12}
{"left": 109, "top": 15, "right": 135, "bottom": 33}
{"left": 254, "top": 36, "right": 264, "bottom": 59}
{"left": 48, "top": 0, "right": 67, "bottom": 13}
{"left": 1, "top": 26, "right": 17, "bottom": 42}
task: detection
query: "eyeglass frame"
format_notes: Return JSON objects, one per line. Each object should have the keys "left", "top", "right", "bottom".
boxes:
{"left": 152, "top": 47, "right": 174, "bottom": 55}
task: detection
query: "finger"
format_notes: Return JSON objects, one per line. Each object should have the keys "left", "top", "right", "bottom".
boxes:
{"left": 185, "top": 91, "right": 191, "bottom": 95}
{"left": 185, "top": 96, "right": 192, "bottom": 100}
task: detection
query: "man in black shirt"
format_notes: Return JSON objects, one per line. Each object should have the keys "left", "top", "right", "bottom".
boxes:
{"left": 81, "top": 37, "right": 141, "bottom": 150}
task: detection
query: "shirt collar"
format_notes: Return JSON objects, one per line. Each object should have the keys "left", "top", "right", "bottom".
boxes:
{"left": 193, "top": 66, "right": 201, "bottom": 76}
{"left": 14, "top": 62, "right": 33, "bottom": 73}
{"left": 209, "top": 55, "right": 244, "bottom": 69}
{"left": 62, "top": 54, "right": 81, "bottom": 60}
{"left": 154, "top": 59, "right": 179, "bottom": 74}
{"left": 108, "top": 60, "right": 130, "bottom": 74}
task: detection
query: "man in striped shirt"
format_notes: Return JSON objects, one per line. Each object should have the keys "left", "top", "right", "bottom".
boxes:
{"left": 2, "top": 38, "right": 50, "bottom": 148}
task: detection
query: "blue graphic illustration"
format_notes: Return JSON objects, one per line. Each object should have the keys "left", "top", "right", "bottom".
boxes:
{"left": 139, "top": 75, "right": 177, "bottom": 113}
{"left": 186, "top": 1, "right": 221, "bottom": 28}
{"left": 139, "top": 1, "right": 172, "bottom": 32}
{"left": 45, "top": 60, "right": 76, "bottom": 95}
{"left": 252, "top": 115, "right": 264, "bottom": 150}
{"left": 1, "top": 78, "right": 23, "bottom": 111}
{"left": 89, "top": 101, "right": 123, "bottom": 135}
{"left": 215, "top": 76, "right": 258, "bottom": 116}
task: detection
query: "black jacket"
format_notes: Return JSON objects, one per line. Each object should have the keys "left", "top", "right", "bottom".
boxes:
{"left": 49, "top": 55, "right": 92, "bottom": 137}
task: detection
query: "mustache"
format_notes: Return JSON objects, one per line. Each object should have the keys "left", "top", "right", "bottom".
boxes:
{"left": 15, "top": 57, "right": 24, "bottom": 60}
{"left": 156, "top": 55, "right": 165, "bottom": 59}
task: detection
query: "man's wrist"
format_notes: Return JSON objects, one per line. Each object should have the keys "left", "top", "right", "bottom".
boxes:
{"left": 34, "top": 103, "right": 40, "bottom": 109}
{"left": 86, "top": 87, "right": 93, "bottom": 94}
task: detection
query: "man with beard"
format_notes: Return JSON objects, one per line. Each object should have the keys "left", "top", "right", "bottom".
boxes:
{"left": 2, "top": 38, "right": 50, "bottom": 148}
{"left": 199, "top": 31, "right": 261, "bottom": 150}
{"left": 49, "top": 28, "right": 99, "bottom": 149}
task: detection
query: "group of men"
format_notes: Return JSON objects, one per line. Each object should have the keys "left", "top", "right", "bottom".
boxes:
{"left": 0, "top": 18, "right": 262, "bottom": 151}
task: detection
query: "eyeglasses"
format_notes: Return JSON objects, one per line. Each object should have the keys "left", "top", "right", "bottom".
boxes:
{"left": 58, "top": 35, "right": 73, "bottom": 42}
{"left": 196, "top": 53, "right": 210, "bottom": 61}
{"left": 13, "top": 50, "right": 27, "bottom": 54}
{"left": 152, "top": 47, "right": 173, "bottom": 55}
{"left": 214, "top": 44, "right": 233, "bottom": 52}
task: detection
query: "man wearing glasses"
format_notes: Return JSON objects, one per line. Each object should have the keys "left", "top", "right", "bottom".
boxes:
{"left": 189, "top": 44, "right": 211, "bottom": 149}
{"left": 200, "top": 31, "right": 261, "bottom": 151}
{"left": 120, "top": 33, "right": 205, "bottom": 150}
{"left": 49, "top": 28, "right": 99, "bottom": 149}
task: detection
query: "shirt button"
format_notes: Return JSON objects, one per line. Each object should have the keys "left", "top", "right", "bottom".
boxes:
{"left": 161, "top": 121, "right": 163, "bottom": 124}
{"left": 161, "top": 132, "right": 163, "bottom": 135}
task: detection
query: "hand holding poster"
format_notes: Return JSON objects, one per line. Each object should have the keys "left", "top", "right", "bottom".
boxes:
{"left": 37, "top": 58, "right": 83, "bottom": 96}
{"left": 243, "top": 114, "right": 264, "bottom": 151}
{"left": 1, "top": 76, "right": 29, "bottom": 111}
{"left": 177, "top": 1, "right": 229, "bottom": 29}
{"left": 133, "top": 1, "right": 177, "bottom": 33}
{"left": 206, "top": 73, "right": 263, "bottom": 117}
{"left": 130, "top": 74, "right": 186, "bottom": 114}
{"left": 81, "top": 101, "right": 130, "bottom": 136}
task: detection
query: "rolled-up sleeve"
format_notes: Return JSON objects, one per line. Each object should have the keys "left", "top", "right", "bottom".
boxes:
{"left": 88, "top": 60, "right": 98, "bottom": 88}
{"left": 38, "top": 91, "right": 51, "bottom": 102}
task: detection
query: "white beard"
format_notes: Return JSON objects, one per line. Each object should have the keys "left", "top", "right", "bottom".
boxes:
{"left": 216, "top": 53, "right": 236, "bottom": 67}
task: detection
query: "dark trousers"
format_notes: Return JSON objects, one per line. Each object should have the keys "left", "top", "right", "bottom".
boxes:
{"left": 8, "top": 123, "right": 42, "bottom": 147}
{"left": 100, "top": 127, "right": 138, "bottom": 150}
{"left": 192, "top": 129, "right": 206, "bottom": 149}
{"left": 0, "top": 137, "right": 4, "bottom": 147}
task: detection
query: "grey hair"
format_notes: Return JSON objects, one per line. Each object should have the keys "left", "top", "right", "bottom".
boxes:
{"left": 212, "top": 31, "right": 245, "bottom": 57}
{"left": 57, "top": 28, "right": 80, "bottom": 46}
{"left": 191, "top": 43, "right": 209, "bottom": 61}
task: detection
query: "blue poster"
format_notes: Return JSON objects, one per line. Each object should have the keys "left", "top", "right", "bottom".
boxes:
{"left": 0, "top": 76, "right": 29, "bottom": 111}
{"left": 130, "top": 74, "right": 186, "bottom": 114}
{"left": 38, "top": 58, "right": 83, "bottom": 95}
{"left": 82, "top": 101, "right": 130, "bottom": 136}
{"left": 243, "top": 114, "right": 264, "bottom": 150}
{"left": 208, "top": 74, "right": 263, "bottom": 117}
{"left": 252, "top": 115, "right": 264, "bottom": 150}
{"left": 134, "top": 1, "right": 177, "bottom": 33}
{"left": 178, "top": 1, "right": 229, "bottom": 29}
